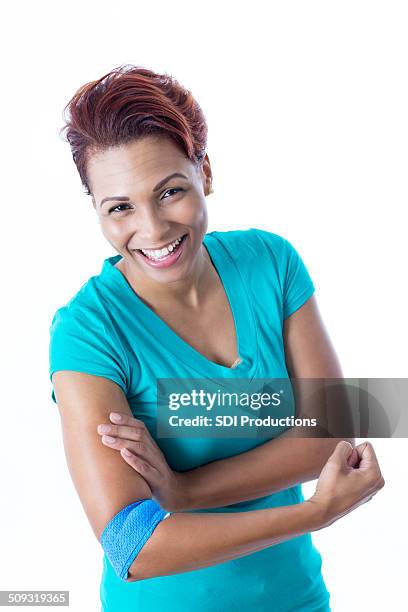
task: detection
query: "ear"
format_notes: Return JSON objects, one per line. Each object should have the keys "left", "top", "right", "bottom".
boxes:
{"left": 199, "top": 153, "right": 213, "bottom": 196}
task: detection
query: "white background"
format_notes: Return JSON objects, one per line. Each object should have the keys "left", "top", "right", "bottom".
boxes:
{"left": 1, "top": 1, "right": 407, "bottom": 610}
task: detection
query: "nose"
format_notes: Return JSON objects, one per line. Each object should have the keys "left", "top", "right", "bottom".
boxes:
{"left": 130, "top": 204, "right": 172, "bottom": 247}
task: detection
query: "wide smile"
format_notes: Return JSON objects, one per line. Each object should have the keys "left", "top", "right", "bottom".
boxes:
{"left": 132, "top": 233, "right": 188, "bottom": 269}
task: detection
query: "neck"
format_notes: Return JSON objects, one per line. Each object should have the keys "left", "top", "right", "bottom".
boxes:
{"left": 119, "top": 245, "right": 215, "bottom": 310}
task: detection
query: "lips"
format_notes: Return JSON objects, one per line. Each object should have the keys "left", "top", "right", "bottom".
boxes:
{"left": 139, "top": 233, "right": 187, "bottom": 253}
{"left": 133, "top": 233, "right": 188, "bottom": 268}
{"left": 135, "top": 233, "right": 187, "bottom": 257}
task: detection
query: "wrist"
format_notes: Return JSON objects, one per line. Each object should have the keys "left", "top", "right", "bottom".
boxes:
{"left": 168, "top": 471, "right": 192, "bottom": 512}
{"left": 302, "top": 498, "right": 330, "bottom": 531}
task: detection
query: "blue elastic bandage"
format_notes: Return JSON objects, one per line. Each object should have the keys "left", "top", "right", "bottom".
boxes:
{"left": 100, "top": 499, "right": 171, "bottom": 581}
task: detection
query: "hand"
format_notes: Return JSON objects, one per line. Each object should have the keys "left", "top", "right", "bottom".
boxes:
{"left": 96, "top": 412, "right": 188, "bottom": 512}
{"left": 308, "top": 440, "right": 385, "bottom": 529}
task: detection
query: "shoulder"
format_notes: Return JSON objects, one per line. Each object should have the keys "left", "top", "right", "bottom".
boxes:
{"left": 208, "top": 226, "right": 286, "bottom": 248}
{"left": 49, "top": 273, "right": 109, "bottom": 335}
{"left": 206, "top": 228, "right": 314, "bottom": 309}
{"left": 49, "top": 273, "right": 130, "bottom": 402}
{"left": 207, "top": 227, "right": 290, "bottom": 265}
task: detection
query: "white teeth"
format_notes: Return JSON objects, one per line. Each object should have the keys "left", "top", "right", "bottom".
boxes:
{"left": 141, "top": 235, "right": 184, "bottom": 260}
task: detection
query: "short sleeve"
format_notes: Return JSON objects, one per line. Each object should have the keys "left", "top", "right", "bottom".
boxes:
{"left": 249, "top": 228, "right": 315, "bottom": 321}
{"left": 49, "top": 304, "right": 129, "bottom": 404}
{"left": 280, "top": 237, "right": 315, "bottom": 320}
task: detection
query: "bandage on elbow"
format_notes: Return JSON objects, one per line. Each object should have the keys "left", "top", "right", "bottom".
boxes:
{"left": 100, "top": 499, "right": 172, "bottom": 581}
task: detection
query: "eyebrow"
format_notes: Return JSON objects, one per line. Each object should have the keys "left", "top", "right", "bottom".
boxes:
{"left": 99, "top": 172, "right": 189, "bottom": 208}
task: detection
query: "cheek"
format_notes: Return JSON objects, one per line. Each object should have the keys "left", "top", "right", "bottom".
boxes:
{"left": 100, "top": 219, "right": 131, "bottom": 243}
{"left": 175, "top": 196, "right": 207, "bottom": 225}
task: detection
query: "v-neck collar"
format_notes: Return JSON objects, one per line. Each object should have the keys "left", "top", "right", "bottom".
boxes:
{"left": 100, "top": 231, "right": 259, "bottom": 380}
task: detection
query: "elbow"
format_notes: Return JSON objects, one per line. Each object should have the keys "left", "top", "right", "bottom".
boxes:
{"left": 125, "top": 561, "right": 159, "bottom": 583}
{"left": 100, "top": 499, "right": 171, "bottom": 584}
{"left": 110, "top": 551, "right": 163, "bottom": 584}
{"left": 116, "top": 543, "right": 169, "bottom": 584}
{"left": 125, "top": 575, "right": 138, "bottom": 583}
{"left": 125, "top": 553, "right": 162, "bottom": 583}
{"left": 125, "top": 564, "right": 146, "bottom": 583}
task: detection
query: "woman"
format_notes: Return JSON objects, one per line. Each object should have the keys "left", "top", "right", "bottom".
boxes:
{"left": 49, "top": 64, "right": 384, "bottom": 612}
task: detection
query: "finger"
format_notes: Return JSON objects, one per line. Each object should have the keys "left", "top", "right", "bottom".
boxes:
{"left": 354, "top": 441, "right": 369, "bottom": 458}
{"left": 100, "top": 434, "right": 163, "bottom": 471}
{"left": 357, "top": 441, "right": 382, "bottom": 473}
{"left": 347, "top": 447, "right": 360, "bottom": 468}
{"left": 120, "top": 448, "right": 161, "bottom": 485}
{"left": 360, "top": 441, "right": 380, "bottom": 463}
{"left": 109, "top": 412, "right": 148, "bottom": 431}
{"left": 330, "top": 440, "right": 354, "bottom": 465}
{"left": 97, "top": 423, "right": 148, "bottom": 444}
{"left": 353, "top": 442, "right": 385, "bottom": 491}
{"left": 353, "top": 441, "right": 377, "bottom": 461}
{"left": 101, "top": 434, "right": 149, "bottom": 455}
{"left": 99, "top": 418, "right": 166, "bottom": 463}
{"left": 97, "top": 416, "right": 158, "bottom": 453}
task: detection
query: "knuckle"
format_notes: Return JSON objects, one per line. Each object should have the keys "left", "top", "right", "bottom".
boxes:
{"left": 368, "top": 469, "right": 381, "bottom": 486}
{"left": 134, "top": 418, "right": 146, "bottom": 429}
{"left": 367, "top": 476, "right": 377, "bottom": 489}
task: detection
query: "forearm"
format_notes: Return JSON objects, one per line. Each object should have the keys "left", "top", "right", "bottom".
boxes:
{"left": 128, "top": 499, "right": 321, "bottom": 582}
{"left": 177, "top": 433, "right": 355, "bottom": 511}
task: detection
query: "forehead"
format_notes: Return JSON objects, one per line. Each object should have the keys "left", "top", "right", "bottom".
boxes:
{"left": 87, "top": 136, "right": 194, "bottom": 195}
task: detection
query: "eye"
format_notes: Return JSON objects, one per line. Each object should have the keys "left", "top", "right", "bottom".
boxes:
{"left": 161, "top": 187, "right": 184, "bottom": 200}
{"left": 108, "top": 203, "right": 131, "bottom": 214}
{"left": 107, "top": 188, "right": 184, "bottom": 214}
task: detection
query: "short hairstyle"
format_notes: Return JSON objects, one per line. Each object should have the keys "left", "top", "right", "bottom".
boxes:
{"left": 59, "top": 64, "right": 208, "bottom": 196}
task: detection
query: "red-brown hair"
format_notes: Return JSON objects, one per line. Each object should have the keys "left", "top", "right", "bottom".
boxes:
{"left": 60, "top": 64, "right": 208, "bottom": 195}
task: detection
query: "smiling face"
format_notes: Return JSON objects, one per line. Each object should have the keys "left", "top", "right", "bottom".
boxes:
{"left": 87, "top": 135, "right": 213, "bottom": 286}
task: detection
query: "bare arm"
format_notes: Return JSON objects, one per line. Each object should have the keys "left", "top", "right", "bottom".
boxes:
{"left": 128, "top": 501, "right": 319, "bottom": 581}
{"left": 172, "top": 295, "right": 355, "bottom": 511}
{"left": 52, "top": 370, "right": 324, "bottom": 583}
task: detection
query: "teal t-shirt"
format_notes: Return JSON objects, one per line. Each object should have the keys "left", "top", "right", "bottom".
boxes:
{"left": 49, "top": 228, "right": 331, "bottom": 612}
